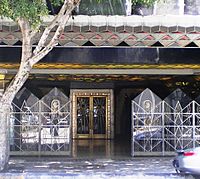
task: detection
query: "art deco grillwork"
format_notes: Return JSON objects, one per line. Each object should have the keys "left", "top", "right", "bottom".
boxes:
{"left": 10, "top": 87, "right": 71, "bottom": 155}
{"left": 71, "top": 89, "right": 114, "bottom": 139}
{"left": 93, "top": 97, "right": 106, "bottom": 135}
{"left": 77, "top": 97, "right": 106, "bottom": 135}
{"left": 132, "top": 88, "right": 200, "bottom": 156}
{"left": 77, "top": 97, "right": 90, "bottom": 135}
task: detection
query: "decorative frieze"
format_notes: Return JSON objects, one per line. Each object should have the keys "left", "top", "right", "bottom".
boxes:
{"left": 1, "top": 15, "right": 200, "bottom": 47}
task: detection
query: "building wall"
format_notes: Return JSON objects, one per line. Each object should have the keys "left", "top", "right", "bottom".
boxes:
{"left": 142, "top": 0, "right": 200, "bottom": 15}
{"left": 184, "top": 0, "right": 200, "bottom": 15}
{"left": 46, "top": 0, "right": 200, "bottom": 16}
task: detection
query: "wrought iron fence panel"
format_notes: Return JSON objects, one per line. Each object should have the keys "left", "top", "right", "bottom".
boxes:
{"left": 10, "top": 87, "right": 71, "bottom": 155}
{"left": 194, "top": 100, "right": 200, "bottom": 148}
{"left": 132, "top": 88, "right": 200, "bottom": 156}
{"left": 132, "top": 89, "right": 163, "bottom": 155}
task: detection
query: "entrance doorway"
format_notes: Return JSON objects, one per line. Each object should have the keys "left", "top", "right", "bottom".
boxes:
{"left": 76, "top": 96, "right": 106, "bottom": 138}
{"left": 71, "top": 89, "right": 114, "bottom": 139}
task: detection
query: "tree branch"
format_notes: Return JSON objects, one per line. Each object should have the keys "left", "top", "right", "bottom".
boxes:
{"left": 33, "top": 0, "right": 71, "bottom": 56}
{"left": 1, "top": 18, "right": 33, "bottom": 105}
{"left": 30, "top": 0, "right": 81, "bottom": 67}
{"left": 17, "top": 18, "right": 32, "bottom": 64}
{"left": 30, "top": 14, "right": 70, "bottom": 67}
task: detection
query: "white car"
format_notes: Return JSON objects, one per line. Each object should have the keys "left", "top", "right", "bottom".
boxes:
{"left": 173, "top": 147, "right": 200, "bottom": 174}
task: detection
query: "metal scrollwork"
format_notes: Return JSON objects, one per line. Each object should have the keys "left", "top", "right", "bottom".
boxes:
{"left": 10, "top": 87, "right": 71, "bottom": 155}
{"left": 132, "top": 88, "right": 200, "bottom": 156}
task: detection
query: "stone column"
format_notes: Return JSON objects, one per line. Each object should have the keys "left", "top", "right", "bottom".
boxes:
{"left": 178, "top": 0, "right": 184, "bottom": 15}
{"left": 125, "top": 0, "right": 132, "bottom": 15}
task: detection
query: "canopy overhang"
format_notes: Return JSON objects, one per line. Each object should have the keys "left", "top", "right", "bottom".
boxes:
{"left": 1, "top": 15, "right": 200, "bottom": 47}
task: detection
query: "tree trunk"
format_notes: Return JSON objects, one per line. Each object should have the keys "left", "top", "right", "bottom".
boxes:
{"left": 0, "top": 104, "right": 10, "bottom": 171}
{"left": 0, "top": 66, "right": 31, "bottom": 170}
{"left": 0, "top": 36, "right": 31, "bottom": 169}
{"left": 0, "top": 0, "right": 81, "bottom": 171}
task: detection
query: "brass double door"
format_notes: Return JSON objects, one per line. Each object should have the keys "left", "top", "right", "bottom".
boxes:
{"left": 72, "top": 90, "right": 112, "bottom": 139}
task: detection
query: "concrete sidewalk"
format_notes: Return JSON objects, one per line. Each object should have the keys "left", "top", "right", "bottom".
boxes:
{"left": 0, "top": 157, "right": 196, "bottom": 179}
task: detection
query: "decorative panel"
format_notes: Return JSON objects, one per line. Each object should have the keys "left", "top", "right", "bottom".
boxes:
{"left": 10, "top": 87, "right": 71, "bottom": 155}
{"left": 132, "top": 88, "right": 200, "bottom": 156}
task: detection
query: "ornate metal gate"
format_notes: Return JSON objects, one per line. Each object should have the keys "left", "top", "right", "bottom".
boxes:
{"left": 71, "top": 89, "right": 114, "bottom": 139}
{"left": 10, "top": 87, "right": 71, "bottom": 155}
{"left": 132, "top": 88, "right": 200, "bottom": 156}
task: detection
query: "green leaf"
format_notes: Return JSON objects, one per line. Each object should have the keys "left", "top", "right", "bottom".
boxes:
{"left": 0, "top": 0, "right": 64, "bottom": 28}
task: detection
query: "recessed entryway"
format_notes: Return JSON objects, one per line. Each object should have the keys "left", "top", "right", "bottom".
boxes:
{"left": 71, "top": 89, "right": 114, "bottom": 139}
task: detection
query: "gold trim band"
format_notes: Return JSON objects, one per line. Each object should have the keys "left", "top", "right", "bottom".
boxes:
{"left": 1, "top": 63, "right": 200, "bottom": 69}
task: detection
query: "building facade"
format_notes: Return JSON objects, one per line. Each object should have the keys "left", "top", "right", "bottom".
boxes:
{"left": 1, "top": 1, "right": 200, "bottom": 157}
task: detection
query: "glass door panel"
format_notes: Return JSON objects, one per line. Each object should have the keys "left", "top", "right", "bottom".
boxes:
{"left": 77, "top": 97, "right": 90, "bottom": 135}
{"left": 93, "top": 97, "right": 106, "bottom": 135}
{"left": 76, "top": 96, "right": 107, "bottom": 138}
